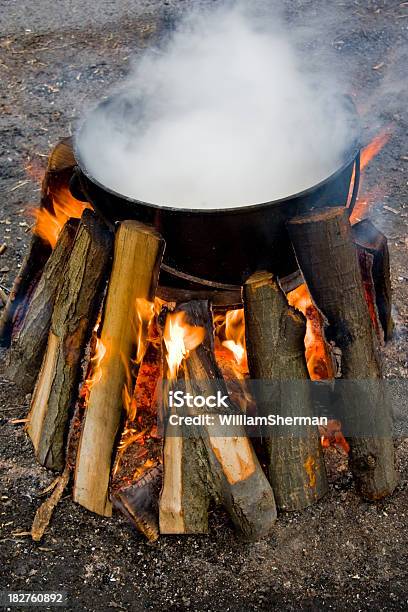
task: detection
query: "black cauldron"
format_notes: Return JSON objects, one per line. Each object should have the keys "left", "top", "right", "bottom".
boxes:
{"left": 72, "top": 96, "right": 360, "bottom": 287}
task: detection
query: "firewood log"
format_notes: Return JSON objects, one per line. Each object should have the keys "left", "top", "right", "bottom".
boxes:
{"left": 159, "top": 378, "right": 211, "bottom": 535}
{"left": 352, "top": 219, "right": 394, "bottom": 341}
{"left": 112, "top": 465, "right": 163, "bottom": 542}
{"left": 73, "top": 222, "right": 165, "bottom": 517}
{"left": 27, "top": 210, "right": 113, "bottom": 470}
{"left": 0, "top": 235, "right": 51, "bottom": 348}
{"left": 5, "top": 219, "right": 79, "bottom": 393}
{"left": 0, "top": 137, "right": 78, "bottom": 348}
{"left": 288, "top": 207, "right": 398, "bottom": 500}
{"left": 159, "top": 300, "right": 277, "bottom": 540}
{"left": 243, "top": 272, "right": 328, "bottom": 511}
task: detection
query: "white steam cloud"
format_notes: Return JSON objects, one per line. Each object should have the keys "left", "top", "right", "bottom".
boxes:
{"left": 78, "top": 4, "right": 357, "bottom": 209}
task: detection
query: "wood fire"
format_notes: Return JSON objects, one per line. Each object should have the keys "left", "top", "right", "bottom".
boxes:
{"left": 0, "top": 135, "right": 398, "bottom": 543}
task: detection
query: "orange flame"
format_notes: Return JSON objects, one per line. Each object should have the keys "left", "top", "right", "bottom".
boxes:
{"left": 80, "top": 331, "right": 106, "bottom": 403}
{"left": 113, "top": 298, "right": 166, "bottom": 478}
{"left": 222, "top": 309, "right": 247, "bottom": 369}
{"left": 350, "top": 129, "right": 391, "bottom": 223}
{"left": 31, "top": 185, "right": 90, "bottom": 248}
{"left": 163, "top": 311, "right": 205, "bottom": 379}
{"left": 133, "top": 298, "right": 156, "bottom": 364}
{"left": 360, "top": 130, "right": 390, "bottom": 171}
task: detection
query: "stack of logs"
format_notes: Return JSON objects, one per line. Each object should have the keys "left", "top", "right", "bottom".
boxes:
{"left": 0, "top": 140, "right": 398, "bottom": 542}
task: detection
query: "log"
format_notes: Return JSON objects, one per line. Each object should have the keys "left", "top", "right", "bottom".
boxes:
{"left": 288, "top": 207, "right": 398, "bottom": 499}
{"left": 243, "top": 272, "right": 329, "bottom": 511}
{"left": 112, "top": 465, "right": 163, "bottom": 542}
{"left": 5, "top": 219, "right": 79, "bottom": 393}
{"left": 159, "top": 379, "right": 211, "bottom": 534}
{"left": 352, "top": 219, "right": 394, "bottom": 341}
{"left": 0, "top": 137, "right": 78, "bottom": 348}
{"left": 73, "top": 222, "right": 165, "bottom": 516}
{"left": 27, "top": 210, "right": 113, "bottom": 470}
{"left": 160, "top": 300, "right": 277, "bottom": 540}
{"left": 0, "top": 234, "right": 51, "bottom": 347}
{"left": 355, "top": 248, "right": 383, "bottom": 342}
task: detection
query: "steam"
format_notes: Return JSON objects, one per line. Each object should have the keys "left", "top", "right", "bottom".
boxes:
{"left": 78, "top": 4, "right": 357, "bottom": 209}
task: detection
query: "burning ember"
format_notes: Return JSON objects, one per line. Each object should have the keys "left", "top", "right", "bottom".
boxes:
{"left": 287, "top": 284, "right": 334, "bottom": 381}
{"left": 31, "top": 184, "right": 90, "bottom": 248}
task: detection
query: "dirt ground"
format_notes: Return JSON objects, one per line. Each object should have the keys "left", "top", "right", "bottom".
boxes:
{"left": 0, "top": 1, "right": 407, "bottom": 610}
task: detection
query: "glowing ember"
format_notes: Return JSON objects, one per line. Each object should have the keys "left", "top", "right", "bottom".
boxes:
{"left": 320, "top": 420, "right": 350, "bottom": 454}
{"left": 31, "top": 184, "right": 90, "bottom": 248}
{"left": 287, "top": 284, "right": 334, "bottom": 381}
{"left": 286, "top": 285, "right": 349, "bottom": 453}
{"left": 163, "top": 311, "right": 205, "bottom": 379}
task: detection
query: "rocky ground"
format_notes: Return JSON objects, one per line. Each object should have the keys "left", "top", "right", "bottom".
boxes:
{"left": 0, "top": 1, "right": 407, "bottom": 610}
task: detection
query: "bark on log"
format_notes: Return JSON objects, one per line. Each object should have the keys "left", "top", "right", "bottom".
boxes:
{"left": 288, "top": 207, "right": 398, "bottom": 500}
{"left": 27, "top": 210, "right": 113, "bottom": 470}
{"left": 73, "top": 222, "right": 165, "bottom": 517}
{"left": 160, "top": 300, "right": 277, "bottom": 540}
{"left": 6, "top": 219, "right": 79, "bottom": 393}
{"left": 159, "top": 379, "right": 211, "bottom": 535}
{"left": 0, "top": 235, "right": 51, "bottom": 347}
{"left": 352, "top": 219, "right": 394, "bottom": 341}
{"left": 0, "top": 137, "right": 78, "bottom": 348}
{"left": 243, "top": 272, "right": 328, "bottom": 511}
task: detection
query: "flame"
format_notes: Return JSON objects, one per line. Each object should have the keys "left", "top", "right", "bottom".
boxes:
{"left": 350, "top": 129, "right": 391, "bottom": 223}
{"left": 80, "top": 330, "right": 106, "bottom": 403}
{"left": 360, "top": 130, "right": 390, "bottom": 171}
{"left": 223, "top": 309, "right": 247, "bottom": 369}
{"left": 31, "top": 185, "right": 90, "bottom": 248}
{"left": 113, "top": 299, "right": 169, "bottom": 480}
{"left": 133, "top": 298, "right": 156, "bottom": 364}
{"left": 163, "top": 311, "right": 205, "bottom": 379}
{"left": 214, "top": 309, "right": 248, "bottom": 370}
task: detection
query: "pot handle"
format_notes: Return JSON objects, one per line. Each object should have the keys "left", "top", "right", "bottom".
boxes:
{"left": 347, "top": 151, "right": 360, "bottom": 217}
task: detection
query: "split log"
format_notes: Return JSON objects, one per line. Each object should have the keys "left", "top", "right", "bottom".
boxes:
{"left": 6, "top": 219, "right": 79, "bottom": 393}
{"left": 288, "top": 207, "right": 398, "bottom": 500}
{"left": 352, "top": 219, "right": 394, "bottom": 341}
{"left": 159, "top": 381, "right": 211, "bottom": 535}
{"left": 159, "top": 300, "right": 277, "bottom": 540}
{"left": 73, "top": 222, "right": 165, "bottom": 517}
{"left": 27, "top": 210, "right": 113, "bottom": 470}
{"left": 0, "top": 235, "right": 51, "bottom": 347}
{"left": 112, "top": 465, "right": 163, "bottom": 542}
{"left": 243, "top": 272, "right": 328, "bottom": 511}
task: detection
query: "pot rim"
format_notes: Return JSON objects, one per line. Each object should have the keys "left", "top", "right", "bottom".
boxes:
{"left": 74, "top": 97, "right": 361, "bottom": 216}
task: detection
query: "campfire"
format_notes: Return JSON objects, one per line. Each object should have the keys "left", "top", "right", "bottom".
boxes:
{"left": 0, "top": 133, "right": 398, "bottom": 542}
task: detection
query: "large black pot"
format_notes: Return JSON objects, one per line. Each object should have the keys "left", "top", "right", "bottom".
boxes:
{"left": 73, "top": 98, "right": 361, "bottom": 287}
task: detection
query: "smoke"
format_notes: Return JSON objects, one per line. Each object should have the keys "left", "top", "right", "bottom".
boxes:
{"left": 77, "top": 3, "right": 357, "bottom": 209}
